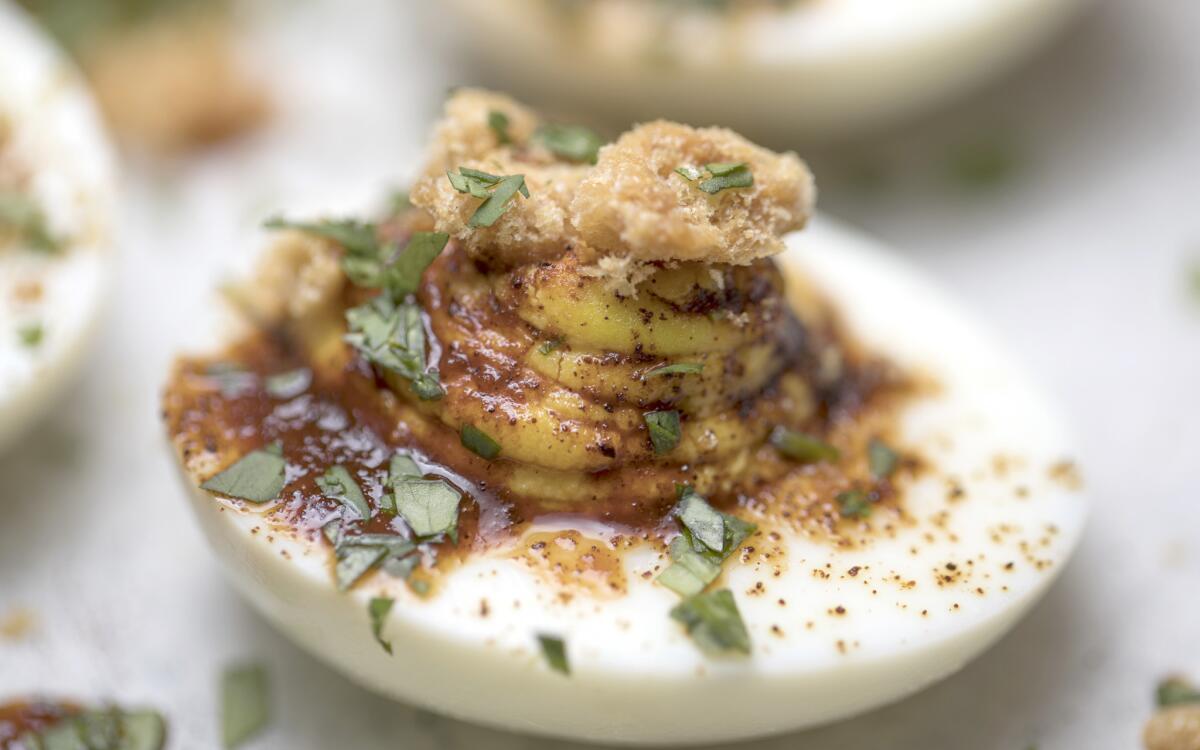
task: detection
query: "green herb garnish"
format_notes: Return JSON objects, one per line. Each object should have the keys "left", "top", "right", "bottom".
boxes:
{"left": 488, "top": 110, "right": 512, "bottom": 144}
{"left": 201, "top": 442, "right": 286, "bottom": 503}
{"left": 0, "top": 191, "right": 62, "bottom": 252}
{"left": 263, "top": 368, "right": 311, "bottom": 399}
{"left": 460, "top": 424, "right": 501, "bottom": 460}
{"left": 836, "top": 489, "right": 872, "bottom": 519}
{"left": 679, "top": 162, "right": 754, "bottom": 195}
{"left": 533, "top": 123, "right": 605, "bottom": 164}
{"left": 17, "top": 322, "right": 43, "bottom": 348}
{"left": 264, "top": 217, "right": 446, "bottom": 300}
{"left": 345, "top": 296, "right": 444, "bottom": 400}
{"left": 657, "top": 486, "right": 755, "bottom": 597}
{"left": 770, "top": 426, "right": 839, "bottom": 464}
{"left": 670, "top": 589, "right": 750, "bottom": 656}
{"left": 537, "top": 634, "right": 570, "bottom": 675}
{"left": 867, "top": 437, "right": 899, "bottom": 479}
{"left": 316, "top": 465, "right": 371, "bottom": 520}
{"left": 394, "top": 476, "right": 462, "bottom": 539}
{"left": 205, "top": 362, "right": 257, "bottom": 398}
{"left": 1157, "top": 677, "right": 1200, "bottom": 707}
{"left": 335, "top": 545, "right": 387, "bottom": 591}
{"left": 221, "top": 664, "right": 269, "bottom": 749}
{"left": 368, "top": 597, "right": 394, "bottom": 654}
{"left": 644, "top": 410, "right": 682, "bottom": 454}
{"left": 389, "top": 453, "right": 422, "bottom": 480}
{"left": 645, "top": 362, "right": 703, "bottom": 378}
{"left": 20, "top": 707, "right": 166, "bottom": 750}
{"left": 446, "top": 167, "right": 531, "bottom": 229}
{"left": 538, "top": 336, "right": 564, "bottom": 355}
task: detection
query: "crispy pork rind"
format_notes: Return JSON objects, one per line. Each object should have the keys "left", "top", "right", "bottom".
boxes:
{"left": 571, "top": 121, "right": 814, "bottom": 265}
{"left": 410, "top": 91, "right": 815, "bottom": 268}
{"left": 410, "top": 90, "right": 587, "bottom": 265}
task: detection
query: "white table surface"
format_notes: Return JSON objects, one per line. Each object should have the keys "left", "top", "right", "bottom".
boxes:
{"left": 1, "top": 0, "right": 1197, "bottom": 747}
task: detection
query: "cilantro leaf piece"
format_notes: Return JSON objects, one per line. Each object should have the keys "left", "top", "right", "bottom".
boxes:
{"left": 316, "top": 465, "right": 371, "bottom": 520}
{"left": 345, "top": 297, "right": 444, "bottom": 401}
{"left": 537, "top": 634, "right": 570, "bottom": 675}
{"left": 670, "top": 589, "right": 751, "bottom": 656}
{"left": 674, "top": 165, "right": 702, "bottom": 181}
{"left": 770, "top": 426, "right": 839, "bottom": 464}
{"left": 697, "top": 162, "right": 753, "bottom": 194}
{"left": 837, "top": 489, "right": 872, "bottom": 519}
{"left": 657, "top": 537, "right": 721, "bottom": 597}
{"left": 460, "top": 424, "right": 501, "bottom": 460}
{"left": 201, "top": 442, "right": 286, "bottom": 503}
{"left": 538, "top": 337, "right": 564, "bottom": 355}
{"left": 0, "top": 191, "right": 62, "bottom": 253}
{"left": 488, "top": 110, "right": 512, "bottom": 144}
{"left": 468, "top": 174, "right": 528, "bottom": 228}
{"left": 335, "top": 544, "right": 387, "bottom": 591}
{"left": 657, "top": 486, "right": 756, "bottom": 596}
{"left": 676, "top": 488, "right": 725, "bottom": 552}
{"left": 533, "top": 123, "right": 605, "bottom": 164}
{"left": 389, "top": 453, "right": 422, "bottom": 480}
{"left": 263, "top": 216, "right": 377, "bottom": 256}
{"left": 263, "top": 368, "right": 311, "bottom": 400}
{"left": 118, "top": 710, "right": 167, "bottom": 750}
{"left": 384, "top": 231, "right": 449, "bottom": 299}
{"left": 644, "top": 410, "right": 682, "bottom": 455}
{"left": 368, "top": 597, "right": 394, "bottom": 655}
{"left": 1157, "top": 677, "right": 1200, "bottom": 707}
{"left": 645, "top": 362, "right": 703, "bottom": 378}
{"left": 205, "top": 363, "right": 258, "bottom": 398}
{"left": 394, "top": 477, "right": 462, "bottom": 538}
{"left": 17, "top": 322, "right": 43, "bottom": 348}
{"left": 867, "top": 437, "right": 899, "bottom": 479}
{"left": 221, "top": 664, "right": 270, "bottom": 749}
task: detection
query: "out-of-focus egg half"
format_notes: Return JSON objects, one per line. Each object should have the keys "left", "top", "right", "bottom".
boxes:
{"left": 165, "top": 214, "right": 1086, "bottom": 744}
{"left": 0, "top": 2, "right": 115, "bottom": 453}
{"left": 437, "top": 0, "right": 1090, "bottom": 142}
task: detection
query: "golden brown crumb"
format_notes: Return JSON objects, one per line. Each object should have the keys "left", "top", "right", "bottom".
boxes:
{"left": 222, "top": 231, "right": 342, "bottom": 324}
{"left": 1145, "top": 705, "right": 1200, "bottom": 750}
{"left": 410, "top": 90, "right": 814, "bottom": 271}
{"left": 82, "top": 17, "right": 268, "bottom": 152}
{"left": 572, "top": 120, "right": 814, "bottom": 265}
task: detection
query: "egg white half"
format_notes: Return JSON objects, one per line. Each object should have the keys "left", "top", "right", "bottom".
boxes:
{"left": 177, "top": 217, "right": 1086, "bottom": 745}
{"left": 438, "top": 0, "right": 1089, "bottom": 142}
{"left": 0, "top": 2, "right": 116, "bottom": 453}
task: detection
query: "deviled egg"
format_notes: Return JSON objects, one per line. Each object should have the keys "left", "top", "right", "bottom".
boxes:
{"left": 0, "top": 2, "right": 115, "bottom": 453}
{"left": 438, "top": 0, "right": 1090, "bottom": 142}
{"left": 163, "top": 91, "right": 1085, "bottom": 744}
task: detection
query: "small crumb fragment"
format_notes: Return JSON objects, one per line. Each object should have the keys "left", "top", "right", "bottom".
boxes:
{"left": 0, "top": 607, "right": 37, "bottom": 641}
{"left": 1145, "top": 705, "right": 1200, "bottom": 750}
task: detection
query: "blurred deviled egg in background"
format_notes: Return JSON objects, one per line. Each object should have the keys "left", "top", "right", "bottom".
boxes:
{"left": 436, "top": 0, "right": 1092, "bottom": 143}
{"left": 0, "top": 2, "right": 116, "bottom": 453}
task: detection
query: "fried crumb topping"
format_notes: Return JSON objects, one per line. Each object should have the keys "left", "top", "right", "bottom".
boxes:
{"left": 410, "top": 89, "right": 815, "bottom": 273}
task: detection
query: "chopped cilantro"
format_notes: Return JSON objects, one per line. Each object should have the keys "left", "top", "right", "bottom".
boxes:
{"left": 471, "top": 174, "right": 528, "bottom": 228}
{"left": 836, "top": 489, "right": 872, "bottom": 519}
{"left": 645, "top": 362, "right": 703, "bottom": 378}
{"left": 200, "top": 442, "right": 286, "bottom": 503}
{"left": 263, "top": 368, "right": 311, "bottom": 400}
{"left": 533, "top": 123, "right": 605, "bottom": 164}
{"left": 20, "top": 707, "right": 166, "bottom": 750}
{"left": 335, "top": 545, "right": 387, "bottom": 591}
{"left": 345, "top": 296, "right": 444, "bottom": 400}
{"left": 538, "top": 336, "right": 564, "bottom": 355}
{"left": 368, "top": 597, "right": 394, "bottom": 655}
{"left": 670, "top": 589, "right": 751, "bottom": 656}
{"left": 683, "top": 162, "right": 753, "bottom": 194}
{"left": 0, "top": 191, "right": 62, "bottom": 252}
{"left": 1157, "top": 677, "right": 1200, "bottom": 707}
{"left": 221, "top": 664, "right": 269, "bottom": 749}
{"left": 488, "top": 110, "right": 512, "bottom": 144}
{"left": 537, "top": 634, "right": 570, "bottom": 675}
{"left": 770, "top": 426, "right": 839, "bottom": 464}
{"left": 657, "top": 486, "right": 755, "bottom": 597}
{"left": 644, "top": 410, "right": 682, "bottom": 454}
{"left": 394, "top": 476, "right": 462, "bottom": 539}
{"left": 867, "top": 437, "right": 899, "bottom": 479}
{"left": 460, "top": 424, "right": 501, "bottom": 460}
{"left": 674, "top": 165, "right": 702, "bottom": 181}
{"left": 17, "top": 321, "right": 43, "bottom": 348}
{"left": 316, "top": 465, "right": 371, "bottom": 520}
